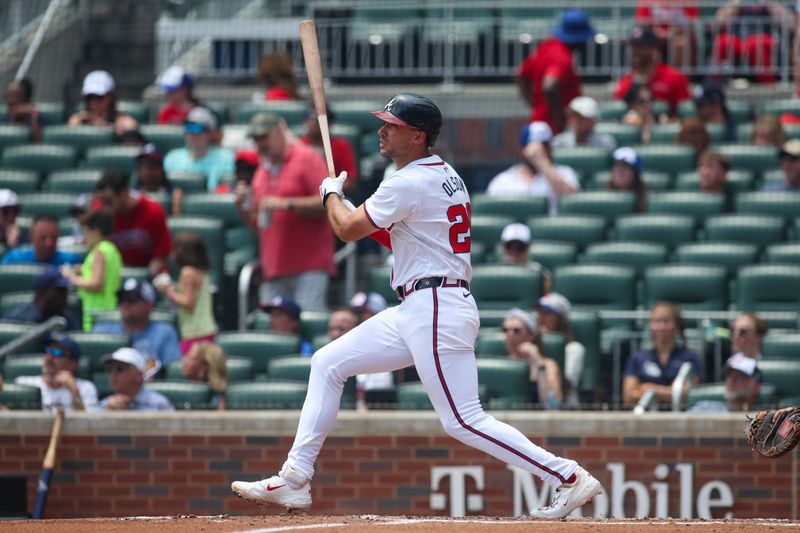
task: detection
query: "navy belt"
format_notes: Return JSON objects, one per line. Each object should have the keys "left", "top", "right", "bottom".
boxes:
{"left": 395, "top": 277, "right": 470, "bottom": 301}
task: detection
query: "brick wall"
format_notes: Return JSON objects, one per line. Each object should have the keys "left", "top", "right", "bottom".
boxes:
{"left": 0, "top": 412, "right": 797, "bottom": 519}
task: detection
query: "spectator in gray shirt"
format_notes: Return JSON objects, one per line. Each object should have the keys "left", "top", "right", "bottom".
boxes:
{"left": 93, "top": 348, "right": 174, "bottom": 411}
{"left": 552, "top": 96, "right": 616, "bottom": 151}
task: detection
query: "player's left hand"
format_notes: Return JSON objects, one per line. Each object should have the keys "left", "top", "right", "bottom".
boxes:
{"left": 320, "top": 171, "right": 347, "bottom": 206}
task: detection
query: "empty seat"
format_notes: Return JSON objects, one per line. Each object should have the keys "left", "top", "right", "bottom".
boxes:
{"left": 167, "top": 216, "right": 224, "bottom": 284}
{"left": 36, "top": 102, "right": 65, "bottom": 125}
{"left": 735, "top": 192, "right": 800, "bottom": 223}
{"left": 235, "top": 101, "right": 308, "bottom": 125}
{"left": 471, "top": 264, "right": 543, "bottom": 310}
{"left": 17, "top": 192, "right": 75, "bottom": 218}
{"left": 0, "top": 383, "right": 40, "bottom": 409}
{"left": 470, "top": 194, "right": 548, "bottom": 222}
{"left": 552, "top": 264, "right": 636, "bottom": 311}
{"left": 182, "top": 193, "right": 240, "bottom": 226}
{"left": 703, "top": 214, "right": 785, "bottom": 248}
{"left": 758, "top": 359, "right": 800, "bottom": 399}
{"left": 470, "top": 215, "right": 514, "bottom": 249}
{"left": 762, "top": 334, "right": 800, "bottom": 361}
{"left": 558, "top": 191, "right": 637, "bottom": 226}
{"left": 69, "top": 332, "right": 131, "bottom": 371}
{"left": 0, "top": 322, "right": 37, "bottom": 355}
{"left": 580, "top": 241, "right": 668, "bottom": 276}
{"left": 762, "top": 99, "right": 800, "bottom": 117}
{"left": 673, "top": 242, "right": 758, "bottom": 278}
{"left": 570, "top": 310, "right": 600, "bottom": 391}
{"left": 552, "top": 146, "right": 611, "bottom": 178}
{"left": 613, "top": 214, "right": 696, "bottom": 249}
{"left": 331, "top": 100, "right": 384, "bottom": 133}
{"left": 139, "top": 124, "right": 185, "bottom": 153}
{"left": 527, "top": 215, "right": 606, "bottom": 251}
{"left": 737, "top": 264, "right": 800, "bottom": 314}
{"left": 300, "top": 310, "right": 331, "bottom": 341}
{"left": 674, "top": 170, "right": 754, "bottom": 193}
{"left": 0, "top": 264, "right": 46, "bottom": 294}
{"left": 631, "top": 145, "right": 696, "bottom": 175}
{"left": 117, "top": 100, "right": 150, "bottom": 123}
{"left": 644, "top": 264, "right": 728, "bottom": 311}
{"left": 2, "top": 144, "right": 77, "bottom": 176}
{"left": 2, "top": 354, "right": 47, "bottom": 381}
{"left": 267, "top": 356, "right": 311, "bottom": 381}
{"left": 716, "top": 145, "right": 779, "bottom": 177}
{"left": 646, "top": 191, "right": 725, "bottom": 224}
{"left": 475, "top": 329, "right": 506, "bottom": 357}
{"left": 594, "top": 123, "right": 640, "bottom": 146}
{"left": 529, "top": 240, "right": 577, "bottom": 272}
{"left": 216, "top": 332, "right": 301, "bottom": 374}
{"left": 0, "top": 124, "right": 31, "bottom": 151}
{"left": 0, "top": 169, "right": 38, "bottom": 192}
{"left": 477, "top": 309, "right": 508, "bottom": 329}
{"left": 226, "top": 381, "right": 308, "bottom": 410}
{"left": 395, "top": 381, "right": 488, "bottom": 409}
{"left": 82, "top": 145, "right": 140, "bottom": 175}
{"left": 764, "top": 243, "right": 800, "bottom": 265}
{"left": 597, "top": 101, "right": 628, "bottom": 122}
{"left": 41, "top": 125, "right": 113, "bottom": 153}
{"left": 477, "top": 358, "right": 531, "bottom": 409}
{"left": 144, "top": 381, "right": 211, "bottom": 409}
{"left": 165, "top": 171, "right": 207, "bottom": 193}
{"left": 42, "top": 169, "right": 102, "bottom": 193}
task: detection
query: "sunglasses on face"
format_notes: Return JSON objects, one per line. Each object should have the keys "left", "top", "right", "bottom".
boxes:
{"left": 734, "top": 328, "right": 753, "bottom": 337}
{"left": 502, "top": 326, "right": 523, "bottom": 335}
{"left": 184, "top": 122, "right": 207, "bottom": 134}
{"left": 108, "top": 363, "right": 130, "bottom": 374}
{"left": 45, "top": 345, "right": 68, "bottom": 358}
{"left": 504, "top": 241, "right": 528, "bottom": 253}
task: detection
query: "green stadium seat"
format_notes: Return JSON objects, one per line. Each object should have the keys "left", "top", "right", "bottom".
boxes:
{"left": 117, "top": 100, "right": 150, "bottom": 123}
{"left": 216, "top": 332, "right": 301, "bottom": 374}
{"left": 594, "top": 123, "right": 640, "bottom": 146}
{"left": 139, "top": 124, "right": 185, "bottom": 154}
{"left": 17, "top": 192, "right": 75, "bottom": 218}
{"left": 0, "top": 383, "right": 40, "bottom": 409}
{"left": 613, "top": 214, "right": 696, "bottom": 249}
{"left": 477, "top": 358, "right": 531, "bottom": 409}
{"left": 0, "top": 264, "right": 46, "bottom": 294}
{"left": 686, "top": 382, "right": 775, "bottom": 409}
{"left": 1, "top": 354, "right": 42, "bottom": 381}
{"left": 300, "top": 310, "right": 331, "bottom": 341}
{"left": 470, "top": 194, "right": 548, "bottom": 222}
{"left": 235, "top": 101, "right": 308, "bottom": 126}
{"left": 580, "top": 241, "right": 668, "bottom": 276}
{"left": 167, "top": 216, "right": 224, "bottom": 284}
{"left": 761, "top": 99, "right": 800, "bottom": 117}
{"left": 182, "top": 193, "right": 240, "bottom": 226}
{"left": 0, "top": 169, "right": 39, "bottom": 192}
{"left": 165, "top": 355, "right": 254, "bottom": 382}
{"left": 552, "top": 264, "right": 636, "bottom": 311}
{"left": 716, "top": 145, "right": 779, "bottom": 177}
{"left": 764, "top": 243, "right": 800, "bottom": 265}
{"left": 205, "top": 101, "right": 230, "bottom": 124}
{"left": 542, "top": 332, "right": 566, "bottom": 370}
{"left": 632, "top": 144, "right": 696, "bottom": 175}
{"left": 0, "top": 124, "right": 31, "bottom": 151}
{"left": 360, "top": 132, "right": 379, "bottom": 158}
{"left": 726, "top": 100, "right": 754, "bottom": 125}
{"left": 558, "top": 191, "right": 637, "bottom": 226}
{"left": 758, "top": 360, "right": 800, "bottom": 399}
{"left": 529, "top": 240, "right": 577, "bottom": 272}
{"left": 527, "top": 215, "right": 606, "bottom": 252}
{"left": 470, "top": 264, "right": 543, "bottom": 310}
{"left": 761, "top": 168, "right": 787, "bottom": 189}
{"left": 396, "top": 381, "right": 488, "bottom": 410}
{"left": 37, "top": 102, "right": 66, "bottom": 125}
{"left": 331, "top": 101, "right": 383, "bottom": 133}
{"left": 552, "top": 146, "right": 611, "bottom": 178}
{"left": 762, "top": 334, "right": 800, "bottom": 361}
{"left": 673, "top": 242, "right": 758, "bottom": 278}
{"left": 477, "top": 309, "right": 508, "bottom": 328}
{"left": 0, "top": 321, "right": 39, "bottom": 354}
{"left": 470, "top": 215, "right": 514, "bottom": 249}
{"left": 649, "top": 122, "right": 725, "bottom": 144}
{"left": 145, "top": 381, "right": 211, "bottom": 409}
{"left": 82, "top": 145, "right": 140, "bottom": 175}
{"left": 41, "top": 125, "right": 113, "bottom": 153}
{"left": 735, "top": 192, "right": 800, "bottom": 223}
{"left": 69, "top": 332, "right": 131, "bottom": 371}
{"left": 330, "top": 123, "right": 361, "bottom": 156}
{"left": 2, "top": 144, "right": 77, "bottom": 176}
{"left": 644, "top": 264, "right": 728, "bottom": 311}
{"left": 674, "top": 170, "right": 754, "bottom": 193}
{"left": 475, "top": 329, "right": 506, "bottom": 357}
{"left": 164, "top": 171, "right": 206, "bottom": 193}
{"left": 42, "top": 169, "right": 102, "bottom": 193}
{"left": 350, "top": 7, "right": 419, "bottom": 43}
{"left": 570, "top": 310, "right": 601, "bottom": 392}
{"left": 589, "top": 170, "right": 671, "bottom": 192}
{"left": 646, "top": 191, "right": 725, "bottom": 224}
{"left": 226, "top": 381, "right": 308, "bottom": 410}
{"left": 91, "top": 370, "right": 112, "bottom": 399}
{"left": 267, "top": 356, "right": 311, "bottom": 381}
{"left": 368, "top": 265, "right": 399, "bottom": 305}
{"left": 737, "top": 265, "right": 800, "bottom": 315}
{"left": 597, "top": 101, "right": 628, "bottom": 122}
{"left": 703, "top": 214, "right": 785, "bottom": 248}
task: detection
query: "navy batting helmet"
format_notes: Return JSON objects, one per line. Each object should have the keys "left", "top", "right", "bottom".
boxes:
{"left": 371, "top": 93, "right": 442, "bottom": 147}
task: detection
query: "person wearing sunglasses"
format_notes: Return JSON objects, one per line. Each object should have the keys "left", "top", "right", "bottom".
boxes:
{"left": 94, "top": 348, "right": 173, "bottom": 412}
{"left": 15, "top": 334, "right": 97, "bottom": 411}
{"left": 67, "top": 70, "right": 138, "bottom": 138}
{"left": 731, "top": 312, "right": 768, "bottom": 360}
{"left": 0, "top": 188, "right": 24, "bottom": 249}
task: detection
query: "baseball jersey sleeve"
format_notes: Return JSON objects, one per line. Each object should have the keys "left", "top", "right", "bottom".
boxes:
{"left": 364, "top": 175, "right": 417, "bottom": 229}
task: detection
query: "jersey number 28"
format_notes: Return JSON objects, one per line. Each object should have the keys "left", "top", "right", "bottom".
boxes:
{"left": 446, "top": 203, "right": 471, "bottom": 254}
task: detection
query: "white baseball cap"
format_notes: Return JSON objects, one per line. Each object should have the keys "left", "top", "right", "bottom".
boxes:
{"left": 568, "top": 96, "right": 598, "bottom": 119}
{"left": 82, "top": 70, "right": 115, "bottom": 96}
{"left": 350, "top": 291, "right": 387, "bottom": 314}
{"left": 0, "top": 189, "right": 19, "bottom": 208}
{"left": 538, "top": 293, "right": 572, "bottom": 317}
{"left": 159, "top": 65, "right": 193, "bottom": 92}
{"left": 501, "top": 223, "right": 531, "bottom": 245}
{"left": 102, "top": 347, "right": 146, "bottom": 373}
{"left": 613, "top": 146, "right": 644, "bottom": 173}
{"left": 185, "top": 106, "right": 219, "bottom": 132}
{"left": 519, "top": 121, "right": 553, "bottom": 146}
{"left": 504, "top": 308, "right": 537, "bottom": 335}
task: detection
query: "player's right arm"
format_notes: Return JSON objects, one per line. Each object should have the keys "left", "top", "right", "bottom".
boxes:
{"left": 324, "top": 195, "right": 377, "bottom": 242}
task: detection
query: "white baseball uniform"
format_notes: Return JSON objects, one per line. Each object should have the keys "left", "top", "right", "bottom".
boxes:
{"left": 282, "top": 154, "right": 578, "bottom": 487}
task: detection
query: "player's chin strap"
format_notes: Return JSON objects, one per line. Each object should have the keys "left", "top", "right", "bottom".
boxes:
{"left": 341, "top": 198, "right": 392, "bottom": 250}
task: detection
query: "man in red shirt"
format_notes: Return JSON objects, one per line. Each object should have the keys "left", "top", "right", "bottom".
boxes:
{"left": 94, "top": 170, "right": 171, "bottom": 276}
{"left": 516, "top": 9, "right": 596, "bottom": 134}
{"left": 234, "top": 113, "right": 334, "bottom": 311}
{"left": 614, "top": 26, "right": 690, "bottom": 117}
{"left": 300, "top": 104, "right": 359, "bottom": 195}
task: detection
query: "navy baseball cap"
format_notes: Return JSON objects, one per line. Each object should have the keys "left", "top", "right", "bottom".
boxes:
{"left": 44, "top": 333, "right": 81, "bottom": 360}
{"left": 261, "top": 295, "right": 301, "bottom": 320}
{"left": 693, "top": 81, "right": 726, "bottom": 107}
{"left": 117, "top": 277, "right": 157, "bottom": 304}
{"left": 33, "top": 267, "right": 70, "bottom": 291}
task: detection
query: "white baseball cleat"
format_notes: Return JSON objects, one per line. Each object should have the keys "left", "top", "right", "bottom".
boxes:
{"left": 529, "top": 467, "right": 602, "bottom": 519}
{"left": 230, "top": 474, "right": 312, "bottom": 511}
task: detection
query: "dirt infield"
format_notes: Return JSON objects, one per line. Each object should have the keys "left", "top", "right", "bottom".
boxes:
{"left": 3, "top": 515, "right": 800, "bottom": 533}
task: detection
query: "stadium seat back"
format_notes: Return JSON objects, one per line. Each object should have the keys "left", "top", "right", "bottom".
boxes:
{"left": 471, "top": 264, "right": 543, "bottom": 310}
{"left": 68, "top": 332, "right": 131, "bottom": 371}
{"left": 226, "top": 381, "right": 308, "bottom": 410}
{"left": 737, "top": 265, "right": 800, "bottom": 315}
{"left": 558, "top": 191, "right": 637, "bottom": 225}
{"left": 580, "top": 241, "right": 668, "bottom": 276}
{"left": 470, "top": 194, "right": 548, "bottom": 222}
{"left": 527, "top": 215, "right": 606, "bottom": 251}
{"left": 42, "top": 125, "right": 113, "bottom": 154}
{"left": 644, "top": 264, "right": 728, "bottom": 311}
{"left": 704, "top": 214, "right": 785, "bottom": 248}
{"left": 0, "top": 383, "right": 40, "bottom": 409}
{"left": 673, "top": 242, "right": 758, "bottom": 278}
{"left": 646, "top": 191, "right": 725, "bottom": 224}
{"left": 1, "top": 144, "right": 77, "bottom": 176}
{"left": 613, "top": 214, "right": 696, "bottom": 249}
{"left": 553, "top": 264, "right": 636, "bottom": 310}
{"left": 43, "top": 169, "right": 103, "bottom": 193}
{"left": 216, "top": 332, "right": 301, "bottom": 374}
{"left": 762, "top": 334, "right": 800, "bottom": 361}
{"left": 145, "top": 381, "right": 211, "bottom": 409}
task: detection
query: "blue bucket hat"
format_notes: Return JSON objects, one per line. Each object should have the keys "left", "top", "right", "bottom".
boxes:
{"left": 553, "top": 9, "right": 596, "bottom": 45}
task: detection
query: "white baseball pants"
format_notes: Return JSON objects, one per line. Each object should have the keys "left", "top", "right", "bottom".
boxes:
{"left": 281, "top": 285, "right": 578, "bottom": 487}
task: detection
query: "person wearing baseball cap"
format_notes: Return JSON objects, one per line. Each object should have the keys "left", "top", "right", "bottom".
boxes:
{"left": 0, "top": 188, "right": 24, "bottom": 248}
{"left": 763, "top": 139, "right": 800, "bottom": 192}
{"left": 349, "top": 291, "right": 387, "bottom": 321}
{"left": 613, "top": 26, "right": 690, "bottom": 117}
{"left": 157, "top": 65, "right": 200, "bottom": 125}
{"left": 163, "top": 106, "right": 235, "bottom": 192}
{"left": 689, "top": 353, "right": 764, "bottom": 413}
{"left": 261, "top": 295, "right": 313, "bottom": 355}
{"left": 609, "top": 146, "right": 647, "bottom": 212}
{"left": 67, "top": 70, "right": 138, "bottom": 137}
{"left": 15, "top": 333, "right": 98, "bottom": 411}
{"left": 498, "top": 223, "right": 532, "bottom": 266}
{"left": 537, "top": 293, "right": 585, "bottom": 406}
{"left": 552, "top": 96, "right": 616, "bottom": 151}
{"left": 1, "top": 267, "right": 81, "bottom": 331}
{"left": 517, "top": 9, "right": 595, "bottom": 133}
{"left": 95, "top": 348, "right": 174, "bottom": 411}
{"left": 693, "top": 81, "right": 735, "bottom": 142}
{"left": 134, "top": 143, "right": 182, "bottom": 215}
{"left": 486, "top": 121, "right": 580, "bottom": 215}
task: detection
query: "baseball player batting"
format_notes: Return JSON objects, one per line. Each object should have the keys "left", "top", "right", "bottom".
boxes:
{"left": 231, "top": 94, "right": 602, "bottom": 518}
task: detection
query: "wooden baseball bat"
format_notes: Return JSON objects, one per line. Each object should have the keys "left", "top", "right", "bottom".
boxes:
{"left": 32, "top": 409, "right": 64, "bottom": 519}
{"left": 300, "top": 19, "right": 336, "bottom": 179}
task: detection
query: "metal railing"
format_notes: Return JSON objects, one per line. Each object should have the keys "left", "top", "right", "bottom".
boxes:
{"left": 0, "top": 316, "right": 67, "bottom": 365}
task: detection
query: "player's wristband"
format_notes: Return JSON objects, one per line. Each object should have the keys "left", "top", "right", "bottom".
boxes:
{"left": 322, "top": 191, "right": 341, "bottom": 207}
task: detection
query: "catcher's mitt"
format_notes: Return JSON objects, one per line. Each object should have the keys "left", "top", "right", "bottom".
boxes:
{"left": 745, "top": 406, "right": 800, "bottom": 458}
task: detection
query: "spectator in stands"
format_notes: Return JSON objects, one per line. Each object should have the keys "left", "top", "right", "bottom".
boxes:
{"left": 300, "top": 104, "right": 358, "bottom": 194}
{"left": 516, "top": 9, "right": 596, "bottom": 134}
{"left": 257, "top": 52, "right": 299, "bottom": 101}
{"left": 552, "top": 96, "right": 616, "bottom": 151}
{"left": 154, "top": 232, "right": 218, "bottom": 354}
{"left": 234, "top": 149, "right": 259, "bottom": 184}
{"left": 623, "top": 302, "right": 702, "bottom": 407}
{"left": 1, "top": 215, "right": 82, "bottom": 267}
{"left": 94, "top": 278, "right": 181, "bottom": 380}
{"left": 181, "top": 341, "right": 228, "bottom": 410}
{"left": 118, "top": 129, "right": 147, "bottom": 148}
{"left": 4, "top": 78, "right": 41, "bottom": 142}
{"left": 94, "top": 348, "right": 174, "bottom": 411}
{"left": 0, "top": 189, "right": 24, "bottom": 249}
{"left": 621, "top": 83, "right": 662, "bottom": 145}
{"left": 609, "top": 147, "right": 648, "bottom": 212}
{"left": 15, "top": 334, "right": 97, "bottom": 411}
{"left": 693, "top": 81, "right": 736, "bottom": 142}
{"left": 328, "top": 307, "right": 360, "bottom": 341}
{"left": 751, "top": 115, "right": 786, "bottom": 147}
{"left": 697, "top": 151, "right": 731, "bottom": 196}
{"left": 261, "top": 295, "right": 313, "bottom": 355}
{"left": 499, "top": 223, "right": 532, "bottom": 265}
{"left": 164, "top": 106, "right": 235, "bottom": 192}
{"left": 676, "top": 116, "right": 711, "bottom": 156}
{"left": 157, "top": 66, "right": 200, "bottom": 125}
{"left": 94, "top": 170, "right": 171, "bottom": 276}
{"left": 134, "top": 143, "right": 183, "bottom": 215}
{"left": 713, "top": 0, "right": 794, "bottom": 84}
{"left": 536, "top": 293, "right": 585, "bottom": 407}
{"left": 487, "top": 122, "right": 580, "bottom": 215}
{"left": 349, "top": 291, "right": 387, "bottom": 322}
{"left": 731, "top": 312, "right": 768, "bottom": 360}
{"left": 689, "top": 353, "right": 763, "bottom": 413}
{"left": 59, "top": 194, "right": 90, "bottom": 247}
{"left": 2, "top": 267, "right": 81, "bottom": 331}
{"left": 635, "top": 0, "right": 699, "bottom": 68}
{"left": 764, "top": 139, "right": 800, "bottom": 192}
{"left": 61, "top": 209, "right": 122, "bottom": 331}
{"left": 68, "top": 70, "right": 138, "bottom": 138}
{"left": 235, "top": 113, "right": 333, "bottom": 311}
{"left": 614, "top": 26, "right": 690, "bottom": 117}
{"left": 503, "top": 308, "right": 563, "bottom": 409}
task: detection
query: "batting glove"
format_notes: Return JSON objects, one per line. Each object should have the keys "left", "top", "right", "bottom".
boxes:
{"left": 320, "top": 171, "right": 347, "bottom": 206}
